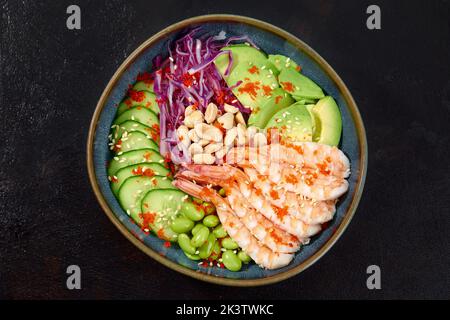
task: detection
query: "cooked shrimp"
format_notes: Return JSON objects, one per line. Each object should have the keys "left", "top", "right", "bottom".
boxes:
{"left": 184, "top": 164, "right": 322, "bottom": 239}
{"left": 173, "top": 178, "right": 294, "bottom": 269}
{"left": 178, "top": 169, "right": 301, "bottom": 252}
{"left": 244, "top": 167, "right": 337, "bottom": 224}
{"left": 226, "top": 146, "right": 349, "bottom": 201}
{"left": 227, "top": 142, "right": 350, "bottom": 179}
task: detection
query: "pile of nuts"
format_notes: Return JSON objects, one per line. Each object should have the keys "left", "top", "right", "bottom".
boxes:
{"left": 176, "top": 102, "right": 268, "bottom": 164}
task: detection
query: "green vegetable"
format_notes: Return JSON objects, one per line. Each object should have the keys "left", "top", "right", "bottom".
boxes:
{"left": 181, "top": 201, "right": 205, "bottom": 221}
{"left": 191, "top": 223, "right": 203, "bottom": 236}
{"left": 212, "top": 224, "right": 227, "bottom": 238}
{"left": 238, "top": 251, "right": 252, "bottom": 263}
{"left": 199, "top": 234, "right": 216, "bottom": 259}
{"left": 184, "top": 252, "right": 201, "bottom": 260}
{"left": 203, "top": 203, "right": 216, "bottom": 215}
{"left": 209, "top": 241, "right": 221, "bottom": 261}
{"left": 222, "top": 237, "right": 239, "bottom": 250}
{"left": 191, "top": 225, "right": 209, "bottom": 247}
{"left": 178, "top": 234, "right": 196, "bottom": 255}
{"left": 203, "top": 215, "right": 220, "bottom": 228}
{"left": 170, "top": 216, "right": 194, "bottom": 234}
{"left": 222, "top": 251, "right": 242, "bottom": 272}
{"left": 218, "top": 188, "right": 226, "bottom": 197}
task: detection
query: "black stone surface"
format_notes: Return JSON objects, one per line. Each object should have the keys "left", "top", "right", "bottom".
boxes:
{"left": 1, "top": 0, "right": 449, "bottom": 299}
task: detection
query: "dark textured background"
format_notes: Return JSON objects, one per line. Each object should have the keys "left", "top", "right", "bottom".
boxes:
{"left": 1, "top": 0, "right": 449, "bottom": 299}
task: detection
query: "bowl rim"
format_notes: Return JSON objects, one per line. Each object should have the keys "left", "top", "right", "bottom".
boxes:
{"left": 86, "top": 14, "right": 368, "bottom": 287}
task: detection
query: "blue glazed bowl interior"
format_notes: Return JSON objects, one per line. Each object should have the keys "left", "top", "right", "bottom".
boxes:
{"left": 93, "top": 20, "right": 362, "bottom": 280}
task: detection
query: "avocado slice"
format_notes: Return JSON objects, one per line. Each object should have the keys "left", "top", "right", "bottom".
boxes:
{"left": 309, "top": 96, "right": 342, "bottom": 146}
{"left": 226, "top": 61, "right": 279, "bottom": 109}
{"left": 265, "top": 102, "right": 313, "bottom": 142}
{"left": 214, "top": 45, "right": 277, "bottom": 77}
{"left": 268, "top": 54, "right": 300, "bottom": 72}
{"left": 278, "top": 68, "right": 325, "bottom": 100}
{"left": 248, "top": 88, "right": 295, "bottom": 128}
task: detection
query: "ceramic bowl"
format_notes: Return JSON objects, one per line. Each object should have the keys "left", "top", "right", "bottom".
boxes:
{"left": 87, "top": 14, "right": 367, "bottom": 286}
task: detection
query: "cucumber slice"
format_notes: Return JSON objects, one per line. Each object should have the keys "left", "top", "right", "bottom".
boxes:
{"left": 113, "top": 106, "right": 159, "bottom": 129}
{"left": 111, "top": 163, "right": 171, "bottom": 195}
{"left": 141, "top": 189, "right": 189, "bottom": 242}
{"left": 133, "top": 80, "right": 154, "bottom": 93}
{"left": 116, "top": 131, "right": 158, "bottom": 154}
{"left": 108, "top": 148, "right": 164, "bottom": 177}
{"left": 118, "top": 176, "right": 176, "bottom": 228}
{"left": 111, "top": 120, "right": 160, "bottom": 145}
{"left": 117, "top": 90, "right": 159, "bottom": 115}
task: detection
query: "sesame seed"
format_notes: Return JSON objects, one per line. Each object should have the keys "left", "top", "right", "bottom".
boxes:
{"left": 113, "top": 157, "right": 119, "bottom": 161}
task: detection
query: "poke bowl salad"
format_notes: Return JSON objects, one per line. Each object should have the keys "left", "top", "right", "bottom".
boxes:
{"left": 106, "top": 28, "right": 351, "bottom": 274}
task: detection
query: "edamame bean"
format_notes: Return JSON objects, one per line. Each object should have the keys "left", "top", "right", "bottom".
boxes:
{"left": 222, "top": 250, "right": 242, "bottom": 271}
{"left": 170, "top": 216, "right": 194, "bottom": 233}
{"left": 222, "top": 237, "right": 239, "bottom": 250}
{"left": 191, "top": 225, "right": 209, "bottom": 247}
{"left": 184, "top": 252, "right": 201, "bottom": 260}
{"left": 238, "top": 251, "right": 252, "bottom": 263}
{"left": 193, "top": 197, "right": 203, "bottom": 205}
{"left": 212, "top": 224, "right": 227, "bottom": 238}
{"left": 199, "top": 234, "right": 216, "bottom": 259}
{"left": 178, "top": 233, "right": 196, "bottom": 255}
{"left": 203, "top": 203, "right": 216, "bottom": 215}
{"left": 191, "top": 223, "right": 203, "bottom": 236}
{"left": 203, "top": 215, "right": 220, "bottom": 228}
{"left": 209, "top": 241, "right": 221, "bottom": 260}
{"left": 181, "top": 201, "right": 205, "bottom": 221}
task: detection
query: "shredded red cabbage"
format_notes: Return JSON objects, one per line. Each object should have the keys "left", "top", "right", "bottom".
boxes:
{"left": 152, "top": 29, "right": 254, "bottom": 161}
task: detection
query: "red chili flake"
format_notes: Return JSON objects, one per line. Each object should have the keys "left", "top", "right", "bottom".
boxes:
{"left": 181, "top": 73, "right": 195, "bottom": 87}
{"left": 143, "top": 151, "right": 153, "bottom": 161}
{"left": 269, "top": 229, "right": 283, "bottom": 244}
{"left": 269, "top": 190, "right": 279, "bottom": 200}
{"left": 139, "top": 212, "right": 156, "bottom": 232}
{"left": 262, "top": 85, "right": 272, "bottom": 96}
{"left": 273, "top": 206, "right": 289, "bottom": 220}
{"left": 201, "top": 261, "right": 209, "bottom": 267}
{"left": 244, "top": 77, "right": 250, "bottom": 81}
{"left": 254, "top": 188, "right": 263, "bottom": 196}
{"left": 326, "top": 156, "right": 332, "bottom": 163}
{"left": 132, "top": 166, "right": 143, "bottom": 175}
{"left": 164, "top": 241, "right": 171, "bottom": 248}
{"left": 316, "top": 162, "right": 331, "bottom": 176}
{"left": 280, "top": 81, "right": 295, "bottom": 93}
{"left": 152, "top": 124, "right": 160, "bottom": 132}
{"left": 143, "top": 169, "right": 155, "bottom": 178}
{"left": 248, "top": 65, "right": 259, "bottom": 74}
{"left": 110, "top": 176, "right": 118, "bottom": 183}
{"left": 295, "top": 65, "right": 302, "bottom": 72}
{"left": 143, "top": 203, "right": 149, "bottom": 208}
{"left": 113, "top": 139, "right": 122, "bottom": 152}
{"left": 136, "top": 106, "right": 142, "bottom": 110}
{"left": 213, "top": 121, "right": 226, "bottom": 135}
{"left": 145, "top": 101, "right": 152, "bottom": 108}
{"left": 156, "top": 97, "right": 165, "bottom": 105}
{"left": 157, "top": 229, "right": 165, "bottom": 239}
{"left": 286, "top": 174, "right": 298, "bottom": 184}
{"left": 237, "top": 81, "right": 261, "bottom": 100}
{"left": 129, "top": 89, "right": 145, "bottom": 102}
{"left": 215, "top": 90, "right": 225, "bottom": 105}
{"left": 125, "top": 99, "right": 132, "bottom": 106}
{"left": 191, "top": 101, "right": 199, "bottom": 110}
{"left": 275, "top": 95, "right": 283, "bottom": 104}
